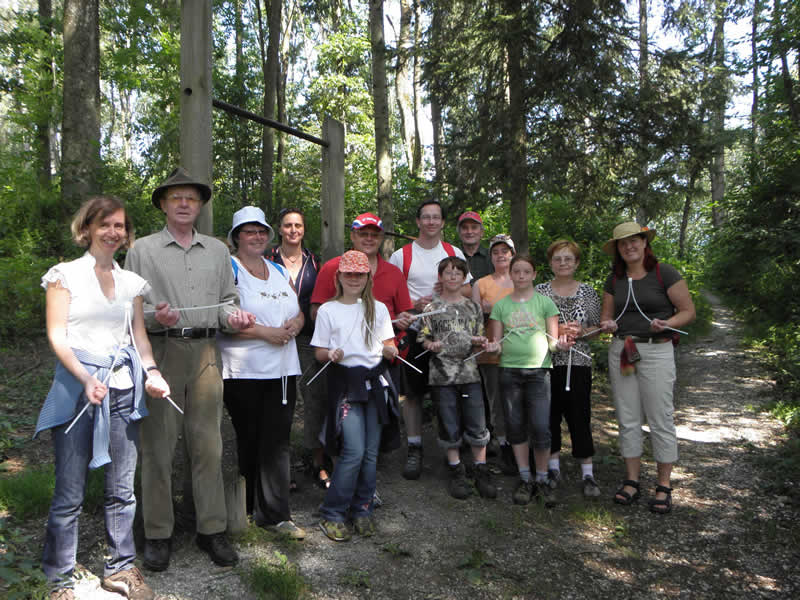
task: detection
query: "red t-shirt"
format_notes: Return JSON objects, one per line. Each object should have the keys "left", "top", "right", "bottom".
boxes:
{"left": 310, "top": 255, "right": 414, "bottom": 320}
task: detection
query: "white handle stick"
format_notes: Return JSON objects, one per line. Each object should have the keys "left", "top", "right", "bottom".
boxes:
{"left": 565, "top": 348, "right": 573, "bottom": 392}
{"left": 395, "top": 354, "right": 423, "bottom": 374}
{"left": 358, "top": 299, "right": 422, "bottom": 374}
{"left": 307, "top": 360, "right": 331, "bottom": 385}
{"left": 414, "top": 348, "right": 430, "bottom": 359}
{"left": 393, "top": 308, "right": 448, "bottom": 323}
{"left": 463, "top": 327, "right": 518, "bottom": 362}
{"left": 144, "top": 299, "right": 234, "bottom": 314}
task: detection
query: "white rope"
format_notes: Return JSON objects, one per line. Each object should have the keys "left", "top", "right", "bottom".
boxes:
{"left": 143, "top": 299, "right": 234, "bottom": 315}
{"left": 392, "top": 308, "right": 447, "bottom": 323}
{"left": 359, "top": 299, "right": 422, "bottom": 374}
{"left": 565, "top": 348, "right": 573, "bottom": 392}
{"left": 624, "top": 277, "right": 688, "bottom": 335}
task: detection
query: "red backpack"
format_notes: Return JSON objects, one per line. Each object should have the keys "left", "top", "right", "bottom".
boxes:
{"left": 401, "top": 241, "right": 456, "bottom": 280}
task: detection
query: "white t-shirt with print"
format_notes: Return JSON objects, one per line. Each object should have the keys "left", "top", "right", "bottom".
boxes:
{"left": 311, "top": 299, "right": 394, "bottom": 368}
{"left": 388, "top": 241, "right": 468, "bottom": 301}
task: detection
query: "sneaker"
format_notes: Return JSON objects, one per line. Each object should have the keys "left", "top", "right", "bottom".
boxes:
{"left": 447, "top": 462, "right": 472, "bottom": 499}
{"left": 512, "top": 479, "right": 535, "bottom": 505}
{"left": 498, "top": 443, "right": 518, "bottom": 476}
{"left": 402, "top": 444, "right": 423, "bottom": 480}
{"left": 353, "top": 516, "right": 376, "bottom": 537}
{"left": 546, "top": 468, "right": 561, "bottom": 489}
{"left": 143, "top": 537, "right": 171, "bottom": 572}
{"left": 319, "top": 519, "right": 351, "bottom": 542}
{"left": 474, "top": 463, "right": 497, "bottom": 499}
{"left": 50, "top": 589, "right": 75, "bottom": 600}
{"left": 101, "top": 567, "right": 154, "bottom": 600}
{"left": 582, "top": 475, "right": 601, "bottom": 498}
{"left": 266, "top": 520, "right": 306, "bottom": 540}
{"left": 196, "top": 532, "right": 238, "bottom": 567}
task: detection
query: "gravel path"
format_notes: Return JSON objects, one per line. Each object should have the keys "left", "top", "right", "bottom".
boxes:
{"left": 29, "top": 294, "right": 800, "bottom": 598}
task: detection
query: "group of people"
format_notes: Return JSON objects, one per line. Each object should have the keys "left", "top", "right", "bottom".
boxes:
{"left": 36, "top": 166, "right": 695, "bottom": 599}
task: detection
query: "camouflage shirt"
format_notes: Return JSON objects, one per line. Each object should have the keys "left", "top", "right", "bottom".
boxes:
{"left": 419, "top": 297, "right": 484, "bottom": 386}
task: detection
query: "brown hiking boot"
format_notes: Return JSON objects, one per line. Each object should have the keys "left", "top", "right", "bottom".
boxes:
{"left": 101, "top": 566, "right": 154, "bottom": 600}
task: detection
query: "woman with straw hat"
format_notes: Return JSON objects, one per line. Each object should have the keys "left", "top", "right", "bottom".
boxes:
{"left": 598, "top": 222, "right": 695, "bottom": 514}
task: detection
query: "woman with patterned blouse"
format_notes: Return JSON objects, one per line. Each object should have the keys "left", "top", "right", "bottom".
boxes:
{"left": 536, "top": 240, "right": 602, "bottom": 498}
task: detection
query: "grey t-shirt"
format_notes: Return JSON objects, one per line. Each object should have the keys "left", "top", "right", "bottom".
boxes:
{"left": 603, "top": 263, "right": 683, "bottom": 339}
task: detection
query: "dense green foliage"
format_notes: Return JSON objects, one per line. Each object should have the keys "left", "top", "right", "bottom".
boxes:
{"left": 0, "top": 0, "right": 796, "bottom": 408}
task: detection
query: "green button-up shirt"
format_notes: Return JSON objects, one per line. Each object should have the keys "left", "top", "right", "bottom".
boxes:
{"left": 464, "top": 245, "right": 494, "bottom": 284}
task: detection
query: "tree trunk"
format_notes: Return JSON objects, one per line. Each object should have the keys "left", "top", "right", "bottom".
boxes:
{"left": 504, "top": 0, "right": 528, "bottom": 253}
{"left": 678, "top": 165, "right": 698, "bottom": 259}
{"left": 233, "top": 0, "right": 246, "bottom": 205}
{"left": 396, "top": 0, "right": 416, "bottom": 173}
{"left": 36, "top": 0, "right": 53, "bottom": 190}
{"left": 259, "top": 0, "right": 281, "bottom": 219}
{"left": 370, "top": 0, "right": 394, "bottom": 255}
{"left": 61, "top": 0, "right": 100, "bottom": 214}
{"left": 710, "top": 0, "right": 726, "bottom": 228}
{"left": 411, "top": 0, "right": 423, "bottom": 177}
{"left": 430, "top": 3, "right": 445, "bottom": 192}
{"left": 750, "top": 0, "right": 759, "bottom": 186}
{"left": 635, "top": 0, "right": 649, "bottom": 225}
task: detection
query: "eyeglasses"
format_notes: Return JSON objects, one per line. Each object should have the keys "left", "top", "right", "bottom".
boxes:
{"left": 552, "top": 256, "right": 576, "bottom": 264}
{"left": 419, "top": 215, "right": 442, "bottom": 222}
{"left": 240, "top": 229, "right": 269, "bottom": 237}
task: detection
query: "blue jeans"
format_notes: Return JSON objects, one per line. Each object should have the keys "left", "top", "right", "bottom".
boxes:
{"left": 432, "top": 382, "right": 490, "bottom": 449}
{"left": 42, "top": 388, "right": 139, "bottom": 587}
{"left": 500, "top": 368, "right": 552, "bottom": 448}
{"left": 319, "top": 399, "right": 381, "bottom": 523}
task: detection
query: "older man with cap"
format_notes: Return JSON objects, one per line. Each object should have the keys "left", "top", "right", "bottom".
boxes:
{"left": 457, "top": 211, "right": 494, "bottom": 284}
{"left": 125, "top": 167, "right": 255, "bottom": 572}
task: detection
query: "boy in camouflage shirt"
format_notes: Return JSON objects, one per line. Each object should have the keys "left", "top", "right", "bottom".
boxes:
{"left": 419, "top": 257, "right": 495, "bottom": 499}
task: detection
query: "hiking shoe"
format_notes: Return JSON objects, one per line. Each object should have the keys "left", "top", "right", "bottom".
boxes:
{"left": 196, "top": 532, "right": 238, "bottom": 567}
{"left": 353, "top": 516, "right": 376, "bottom": 537}
{"left": 546, "top": 468, "right": 561, "bottom": 489}
{"left": 402, "top": 444, "right": 423, "bottom": 480}
{"left": 101, "top": 567, "right": 154, "bottom": 600}
{"left": 582, "top": 475, "right": 601, "bottom": 498}
{"left": 474, "top": 463, "right": 497, "bottom": 499}
{"left": 143, "top": 537, "right": 170, "bottom": 572}
{"left": 499, "top": 443, "right": 518, "bottom": 476}
{"left": 266, "top": 520, "right": 306, "bottom": 540}
{"left": 319, "top": 519, "right": 351, "bottom": 542}
{"left": 448, "top": 462, "right": 471, "bottom": 499}
{"left": 50, "top": 589, "right": 75, "bottom": 600}
{"left": 512, "top": 479, "right": 535, "bottom": 505}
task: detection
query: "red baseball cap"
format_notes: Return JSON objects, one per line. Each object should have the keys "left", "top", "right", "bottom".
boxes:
{"left": 458, "top": 211, "right": 483, "bottom": 226}
{"left": 351, "top": 213, "right": 384, "bottom": 230}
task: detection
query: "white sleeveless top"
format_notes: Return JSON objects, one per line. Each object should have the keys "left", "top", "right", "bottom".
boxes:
{"left": 218, "top": 257, "right": 302, "bottom": 379}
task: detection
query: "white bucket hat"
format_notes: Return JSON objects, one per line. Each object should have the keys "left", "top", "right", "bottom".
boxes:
{"left": 228, "top": 206, "right": 275, "bottom": 247}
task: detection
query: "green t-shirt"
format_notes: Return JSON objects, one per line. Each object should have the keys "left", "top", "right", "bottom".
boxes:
{"left": 489, "top": 293, "right": 560, "bottom": 368}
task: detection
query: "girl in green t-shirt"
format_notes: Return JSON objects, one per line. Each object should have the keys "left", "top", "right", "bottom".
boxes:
{"left": 487, "top": 256, "right": 573, "bottom": 505}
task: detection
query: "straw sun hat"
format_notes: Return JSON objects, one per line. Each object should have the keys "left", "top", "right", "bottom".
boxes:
{"left": 602, "top": 222, "right": 656, "bottom": 255}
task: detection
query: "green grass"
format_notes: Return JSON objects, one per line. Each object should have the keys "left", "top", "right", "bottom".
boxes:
{"left": 0, "top": 465, "right": 106, "bottom": 520}
{"left": 247, "top": 551, "right": 307, "bottom": 600}
{"left": 340, "top": 569, "right": 370, "bottom": 588}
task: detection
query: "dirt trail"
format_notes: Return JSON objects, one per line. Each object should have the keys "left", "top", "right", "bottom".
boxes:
{"left": 48, "top": 294, "right": 800, "bottom": 598}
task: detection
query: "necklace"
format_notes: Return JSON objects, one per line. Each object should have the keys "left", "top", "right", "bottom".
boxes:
{"left": 281, "top": 247, "right": 302, "bottom": 265}
{"left": 242, "top": 257, "right": 267, "bottom": 281}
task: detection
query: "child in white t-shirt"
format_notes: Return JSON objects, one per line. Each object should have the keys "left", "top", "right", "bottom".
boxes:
{"left": 311, "top": 251, "right": 398, "bottom": 541}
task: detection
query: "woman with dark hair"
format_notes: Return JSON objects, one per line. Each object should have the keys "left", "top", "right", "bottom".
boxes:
{"left": 268, "top": 208, "right": 328, "bottom": 488}
{"left": 599, "top": 222, "right": 695, "bottom": 514}
{"left": 219, "top": 206, "right": 305, "bottom": 539}
{"left": 36, "top": 196, "right": 170, "bottom": 599}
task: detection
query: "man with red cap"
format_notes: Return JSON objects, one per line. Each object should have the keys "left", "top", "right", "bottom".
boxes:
{"left": 457, "top": 211, "right": 494, "bottom": 284}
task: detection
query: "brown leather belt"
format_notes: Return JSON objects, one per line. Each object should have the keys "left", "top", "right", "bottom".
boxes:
{"left": 615, "top": 335, "right": 670, "bottom": 344}
{"left": 150, "top": 327, "right": 217, "bottom": 339}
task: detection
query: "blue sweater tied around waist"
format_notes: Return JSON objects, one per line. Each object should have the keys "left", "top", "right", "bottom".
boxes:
{"left": 34, "top": 346, "right": 148, "bottom": 469}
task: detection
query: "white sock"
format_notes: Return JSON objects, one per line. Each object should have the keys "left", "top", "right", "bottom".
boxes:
{"left": 535, "top": 471, "right": 548, "bottom": 483}
{"left": 548, "top": 458, "right": 560, "bottom": 472}
{"left": 449, "top": 459, "right": 460, "bottom": 467}
{"left": 581, "top": 463, "right": 593, "bottom": 478}
{"left": 407, "top": 436, "right": 422, "bottom": 446}
{"left": 519, "top": 467, "right": 531, "bottom": 482}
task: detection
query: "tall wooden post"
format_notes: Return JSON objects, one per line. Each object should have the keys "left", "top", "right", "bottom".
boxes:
{"left": 320, "top": 117, "right": 345, "bottom": 261}
{"left": 180, "top": 0, "right": 213, "bottom": 235}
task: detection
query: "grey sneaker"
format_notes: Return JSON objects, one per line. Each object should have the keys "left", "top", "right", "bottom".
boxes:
{"left": 512, "top": 479, "right": 535, "bottom": 505}
{"left": 353, "top": 516, "right": 376, "bottom": 537}
{"left": 402, "top": 444, "right": 423, "bottom": 480}
{"left": 474, "top": 463, "right": 497, "bottom": 499}
{"left": 582, "top": 475, "right": 601, "bottom": 498}
{"left": 319, "top": 519, "right": 351, "bottom": 542}
{"left": 266, "top": 520, "right": 306, "bottom": 540}
{"left": 447, "top": 462, "right": 471, "bottom": 499}
{"left": 101, "top": 567, "right": 154, "bottom": 600}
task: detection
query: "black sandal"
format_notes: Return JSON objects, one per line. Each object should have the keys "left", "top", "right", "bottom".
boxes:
{"left": 613, "top": 480, "right": 641, "bottom": 505}
{"left": 648, "top": 485, "right": 673, "bottom": 514}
